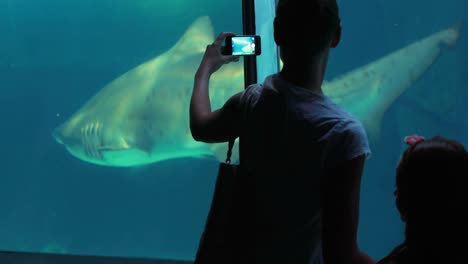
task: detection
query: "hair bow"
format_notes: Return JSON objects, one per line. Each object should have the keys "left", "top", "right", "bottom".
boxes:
{"left": 404, "top": 135, "right": 425, "bottom": 146}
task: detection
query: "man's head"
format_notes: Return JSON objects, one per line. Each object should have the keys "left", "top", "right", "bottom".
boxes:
{"left": 274, "top": 0, "right": 342, "bottom": 65}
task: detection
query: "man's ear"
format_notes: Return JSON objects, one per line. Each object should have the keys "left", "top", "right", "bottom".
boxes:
{"left": 331, "top": 24, "right": 342, "bottom": 48}
{"left": 274, "top": 17, "right": 283, "bottom": 46}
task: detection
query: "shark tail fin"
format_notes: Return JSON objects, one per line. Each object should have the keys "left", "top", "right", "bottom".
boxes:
{"left": 442, "top": 22, "right": 462, "bottom": 47}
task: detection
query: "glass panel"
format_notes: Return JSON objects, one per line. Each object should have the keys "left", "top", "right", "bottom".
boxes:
{"left": 338, "top": 0, "right": 465, "bottom": 259}
{"left": 0, "top": 0, "right": 242, "bottom": 261}
{"left": 255, "top": 0, "right": 466, "bottom": 260}
{"left": 255, "top": 0, "right": 279, "bottom": 82}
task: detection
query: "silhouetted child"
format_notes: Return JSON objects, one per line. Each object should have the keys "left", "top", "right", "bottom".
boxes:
{"left": 378, "top": 135, "right": 467, "bottom": 264}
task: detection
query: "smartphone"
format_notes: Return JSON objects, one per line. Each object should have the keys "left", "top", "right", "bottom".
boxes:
{"left": 224, "top": 35, "right": 261, "bottom": 56}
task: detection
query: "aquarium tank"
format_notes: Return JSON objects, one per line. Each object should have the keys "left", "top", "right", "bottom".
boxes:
{"left": 0, "top": 0, "right": 466, "bottom": 262}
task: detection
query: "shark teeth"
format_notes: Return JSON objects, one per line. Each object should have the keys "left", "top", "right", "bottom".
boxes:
{"left": 81, "top": 122, "right": 104, "bottom": 160}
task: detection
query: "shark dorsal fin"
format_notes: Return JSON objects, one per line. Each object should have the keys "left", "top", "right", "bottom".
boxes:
{"left": 168, "top": 16, "right": 215, "bottom": 58}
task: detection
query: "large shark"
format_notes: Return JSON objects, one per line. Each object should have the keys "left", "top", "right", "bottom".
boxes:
{"left": 53, "top": 16, "right": 460, "bottom": 167}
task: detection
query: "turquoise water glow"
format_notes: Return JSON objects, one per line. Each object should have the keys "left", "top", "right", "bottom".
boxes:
{"left": 0, "top": 0, "right": 466, "bottom": 261}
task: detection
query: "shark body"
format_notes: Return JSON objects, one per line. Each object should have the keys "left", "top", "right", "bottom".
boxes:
{"left": 53, "top": 16, "right": 460, "bottom": 167}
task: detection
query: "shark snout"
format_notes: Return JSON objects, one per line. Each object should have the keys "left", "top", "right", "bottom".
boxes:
{"left": 52, "top": 127, "right": 64, "bottom": 145}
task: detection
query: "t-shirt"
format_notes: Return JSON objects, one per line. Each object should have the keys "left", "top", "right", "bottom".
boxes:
{"left": 377, "top": 243, "right": 408, "bottom": 264}
{"left": 238, "top": 73, "right": 371, "bottom": 264}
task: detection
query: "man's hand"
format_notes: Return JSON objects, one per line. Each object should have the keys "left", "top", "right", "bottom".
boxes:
{"left": 198, "top": 32, "right": 240, "bottom": 75}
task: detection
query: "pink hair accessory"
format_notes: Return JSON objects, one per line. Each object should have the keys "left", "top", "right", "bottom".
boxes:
{"left": 404, "top": 135, "right": 425, "bottom": 146}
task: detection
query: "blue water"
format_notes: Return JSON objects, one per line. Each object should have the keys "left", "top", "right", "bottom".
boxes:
{"left": 0, "top": 0, "right": 466, "bottom": 261}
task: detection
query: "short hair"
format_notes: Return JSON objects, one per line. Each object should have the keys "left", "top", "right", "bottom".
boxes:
{"left": 274, "top": 0, "right": 341, "bottom": 54}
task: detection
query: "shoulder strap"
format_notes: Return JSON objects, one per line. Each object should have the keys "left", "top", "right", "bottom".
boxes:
{"left": 226, "top": 139, "right": 235, "bottom": 164}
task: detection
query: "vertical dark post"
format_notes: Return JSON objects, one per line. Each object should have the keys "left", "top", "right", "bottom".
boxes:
{"left": 238, "top": 2, "right": 256, "bottom": 258}
{"left": 242, "top": 0, "right": 257, "bottom": 87}
{"left": 238, "top": 0, "right": 257, "bottom": 167}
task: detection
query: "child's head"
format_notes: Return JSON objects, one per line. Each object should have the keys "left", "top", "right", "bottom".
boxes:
{"left": 274, "top": 0, "right": 341, "bottom": 64}
{"left": 395, "top": 135, "right": 467, "bottom": 253}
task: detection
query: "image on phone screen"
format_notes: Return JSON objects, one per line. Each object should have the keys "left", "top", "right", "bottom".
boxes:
{"left": 232, "top": 36, "right": 257, "bottom": 56}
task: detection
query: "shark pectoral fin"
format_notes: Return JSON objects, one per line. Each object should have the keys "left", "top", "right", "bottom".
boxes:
{"left": 96, "top": 136, "right": 154, "bottom": 166}
{"left": 98, "top": 136, "right": 152, "bottom": 156}
{"left": 169, "top": 16, "right": 215, "bottom": 59}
